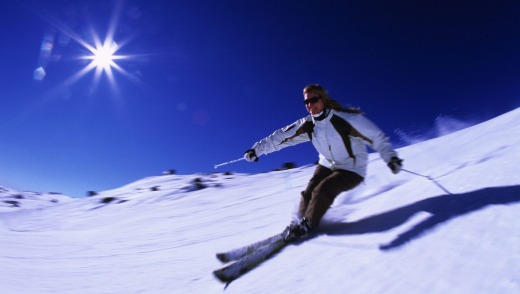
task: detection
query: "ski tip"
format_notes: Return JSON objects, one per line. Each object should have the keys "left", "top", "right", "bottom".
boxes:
{"left": 215, "top": 253, "right": 229, "bottom": 263}
{"left": 213, "top": 269, "right": 234, "bottom": 284}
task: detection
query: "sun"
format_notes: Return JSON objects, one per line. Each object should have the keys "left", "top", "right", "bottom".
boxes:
{"left": 35, "top": 0, "right": 142, "bottom": 98}
{"left": 90, "top": 41, "right": 119, "bottom": 70}
{"left": 72, "top": 35, "right": 130, "bottom": 95}
{"left": 82, "top": 37, "right": 128, "bottom": 87}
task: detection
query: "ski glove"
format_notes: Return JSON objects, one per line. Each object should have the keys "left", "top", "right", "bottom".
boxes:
{"left": 244, "top": 149, "right": 259, "bottom": 162}
{"left": 388, "top": 156, "right": 403, "bottom": 174}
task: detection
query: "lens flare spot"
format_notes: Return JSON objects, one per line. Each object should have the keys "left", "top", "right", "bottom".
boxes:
{"left": 33, "top": 67, "right": 46, "bottom": 81}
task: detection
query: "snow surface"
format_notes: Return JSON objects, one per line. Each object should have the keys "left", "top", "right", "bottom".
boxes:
{"left": 1, "top": 108, "right": 520, "bottom": 294}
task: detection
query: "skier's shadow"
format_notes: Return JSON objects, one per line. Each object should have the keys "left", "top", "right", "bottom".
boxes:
{"left": 320, "top": 185, "right": 520, "bottom": 250}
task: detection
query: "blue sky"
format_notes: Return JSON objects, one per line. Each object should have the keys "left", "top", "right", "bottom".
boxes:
{"left": 1, "top": 0, "right": 519, "bottom": 197}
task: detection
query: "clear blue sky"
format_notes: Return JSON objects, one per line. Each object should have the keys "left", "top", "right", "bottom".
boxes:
{"left": 1, "top": 0, "right": 519, "bottom": 197}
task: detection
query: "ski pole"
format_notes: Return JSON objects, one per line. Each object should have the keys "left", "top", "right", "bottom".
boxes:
{"left": 402, "top": 168, "right": 452, "bottom": 195}
{"left": 214, "top": 157, "right": 245, "bottom": 169}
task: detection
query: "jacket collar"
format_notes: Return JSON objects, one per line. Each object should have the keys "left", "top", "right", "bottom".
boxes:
{"left": 312, "top": 108, "right": 332, "bottom": 123}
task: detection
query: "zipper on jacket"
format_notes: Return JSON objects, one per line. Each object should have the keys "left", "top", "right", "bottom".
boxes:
{"left": 326, "top": 125, "right": 337, "bottom": 169}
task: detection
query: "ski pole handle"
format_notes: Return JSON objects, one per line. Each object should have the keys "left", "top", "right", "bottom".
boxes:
{"left": 214, "top": 157, "right": 245, "bottom": 169}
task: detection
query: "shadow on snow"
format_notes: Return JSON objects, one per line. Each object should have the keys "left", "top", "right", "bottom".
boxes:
{"left": 320, "top": 185, "right": 520, "bottom": 250}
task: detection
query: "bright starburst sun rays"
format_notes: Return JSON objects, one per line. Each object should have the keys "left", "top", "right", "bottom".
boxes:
{"left": 78, "top": 34, "right": 130, "bottom": 94}
{"left": 36, "top": 1, "right": 141, "bottom": 100}
{"left": 89, "top": 41, "right": 120, "bottom": 70}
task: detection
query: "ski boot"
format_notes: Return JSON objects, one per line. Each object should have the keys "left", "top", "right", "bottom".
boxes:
{"left": 282, "top": 218, "right": 312, "bottom": 243}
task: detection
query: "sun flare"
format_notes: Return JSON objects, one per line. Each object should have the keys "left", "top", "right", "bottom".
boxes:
{"left": 35, "top": 0, "right": 142, "bottom": 100}
{"left": 90, "top": 41, "right": 119, "bottom": 70}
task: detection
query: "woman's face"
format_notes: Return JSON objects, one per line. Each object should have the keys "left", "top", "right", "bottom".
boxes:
{"left": 304, "top": 92, "right": 325, "bottom": 115}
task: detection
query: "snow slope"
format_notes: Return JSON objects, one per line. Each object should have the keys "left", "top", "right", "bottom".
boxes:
{"left": 1, "top": 108, "right": 520, "bottom": 294}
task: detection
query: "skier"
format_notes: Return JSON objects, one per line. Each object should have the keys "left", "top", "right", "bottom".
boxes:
{"left": 244, "top": 84, "right": 403, "bottom": 243}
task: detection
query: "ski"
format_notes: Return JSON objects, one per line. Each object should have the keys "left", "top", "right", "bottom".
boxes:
{"left": 216, "top": 233, "right": 283, "bottom": 263}
{"left": 213, "top": 235, "right": 287, "bottom": 283}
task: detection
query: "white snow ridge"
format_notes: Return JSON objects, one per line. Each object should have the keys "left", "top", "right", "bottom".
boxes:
{"left": 1, "top": 108, "right": 520, "bottom": 294}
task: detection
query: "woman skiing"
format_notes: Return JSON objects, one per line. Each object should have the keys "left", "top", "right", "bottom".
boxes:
{"left": 244, "top": 84, "right": 403, "bottom": 243}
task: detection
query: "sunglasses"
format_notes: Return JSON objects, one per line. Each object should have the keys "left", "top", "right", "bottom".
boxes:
{"left": 303, "top": 96, "right": 321, "bottom": 105}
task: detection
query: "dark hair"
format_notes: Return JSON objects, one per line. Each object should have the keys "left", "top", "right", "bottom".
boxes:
{"left": 303, "top": 84, "right": 362, "bottom": 114}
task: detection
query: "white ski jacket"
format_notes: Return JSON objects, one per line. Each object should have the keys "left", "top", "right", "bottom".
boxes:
{"left": 251, "top": 109, "right": 398, "bottom": 178}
